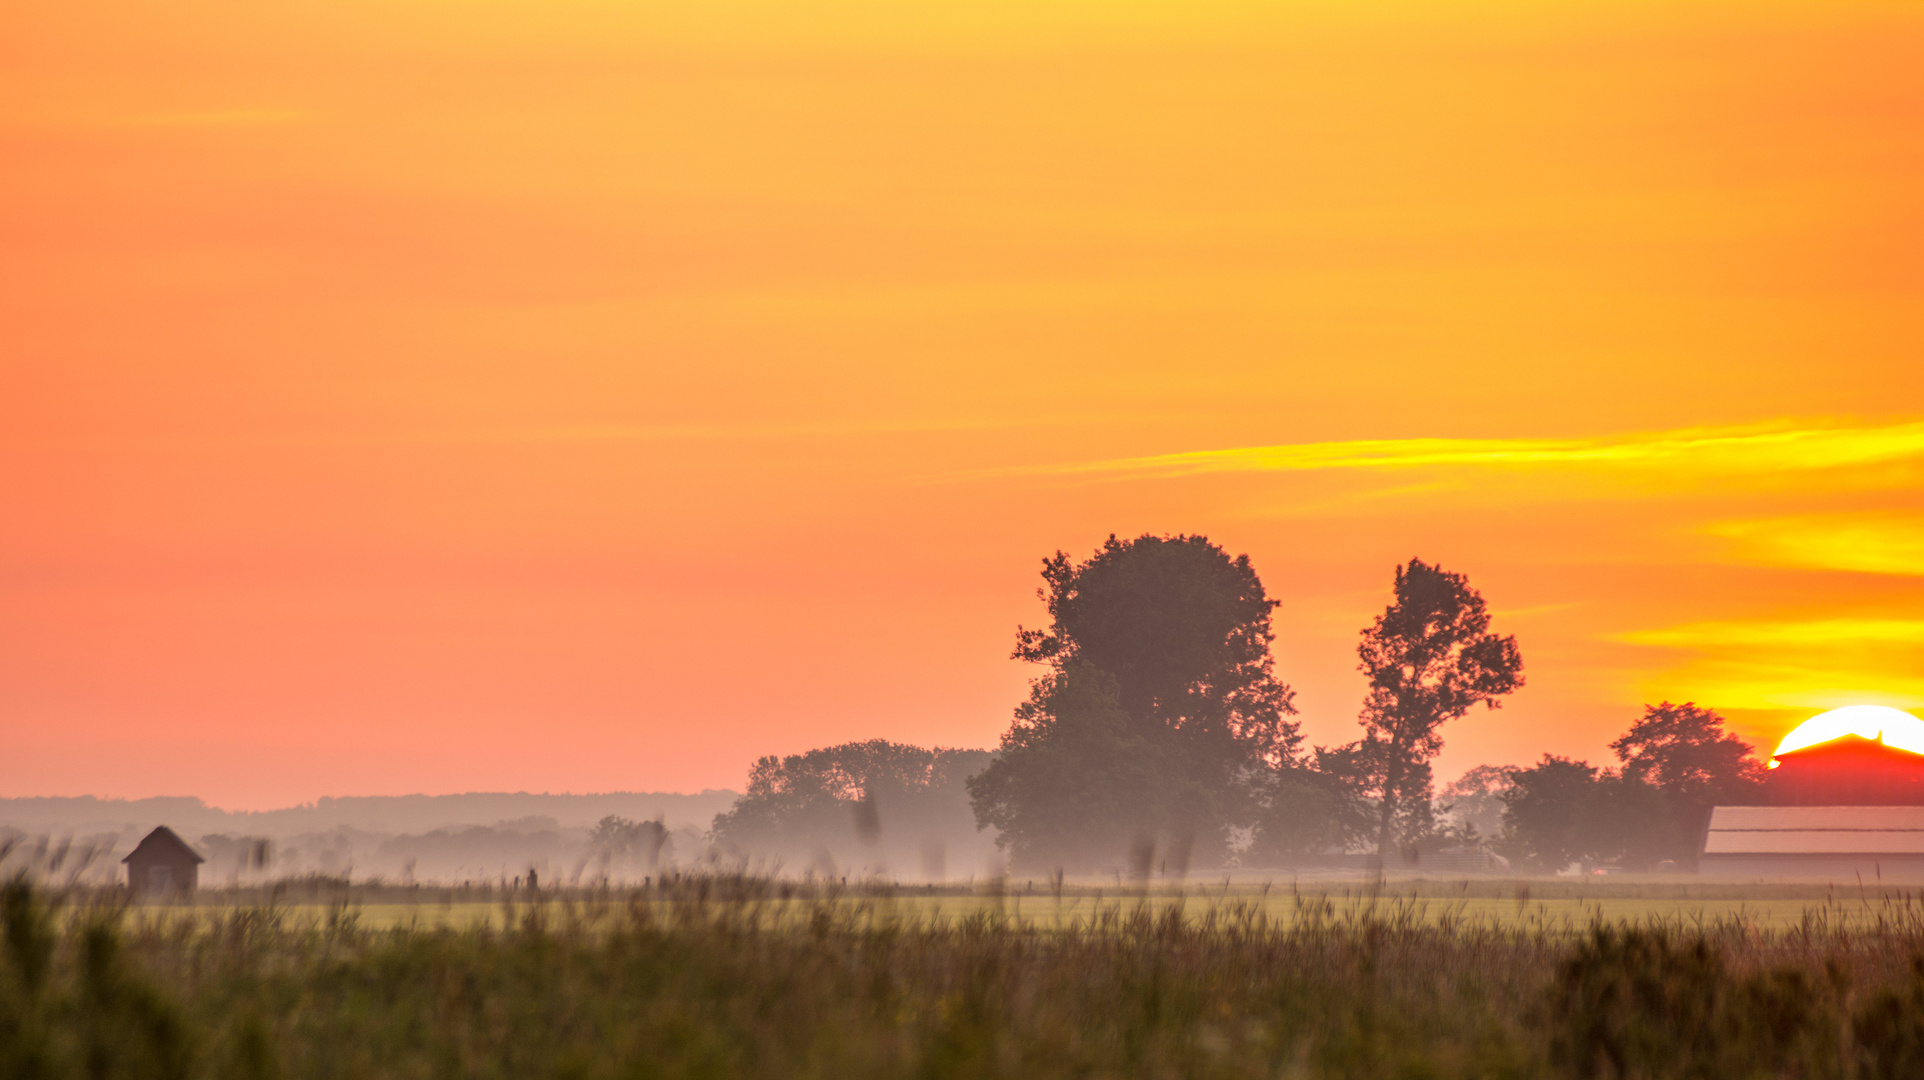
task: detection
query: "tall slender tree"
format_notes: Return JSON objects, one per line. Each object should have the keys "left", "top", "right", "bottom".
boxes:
{"left": 1356, "top": 559, "right": 1523, "bottom": 864}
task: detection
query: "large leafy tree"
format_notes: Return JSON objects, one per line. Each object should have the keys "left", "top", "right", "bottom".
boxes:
{"left": 1012, "top": 534, "right": 1299, "bottom": 758}
{"left": 971, "top": 534, "right": 1299, "bottom": 869}
{"left": 1499, "top": 756, "right": 1606, "bottom": 872}
{"left": 966, "top": 664, "right": 1183, "bottom": 870}
{"left": 1499, "top": 755, "right": 1675, "bottom": 872}
{"left": 1611, "top": 701, "right": 1765, "bottom": 866}
{"left": 1355, "top": 558, "right": 1523, "bottom": 862}
{"left": 1611, "top": 702, "right": 1766, "bottom": 806}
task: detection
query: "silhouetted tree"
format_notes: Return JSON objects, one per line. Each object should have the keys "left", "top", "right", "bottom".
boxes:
{"left": 1011, "top": 534, "right": 1300, "bottom": 758}
{"left": 970, "top": 534, "right": 1299, "bottom": 870}
{"left": 967, "top": 664, "right": 1182, "bottom": 870}
{"left": 1611, "top": 701, "right": 1765, "bottom": 866}
{"left": 1499, "top": 705, "right": 1758, "bottom": 872}
{"left": 1500, "top": 755, "right": 1605, "bottom": 872}
{"left": 1612, "top": 701, "right": 1765, "bottom": 805}
{"left": 1500, "top": 755, "right": 1677, "bottom": 872}
{"left": 1354, "top": 559, "right": 1523, "bottom": 863}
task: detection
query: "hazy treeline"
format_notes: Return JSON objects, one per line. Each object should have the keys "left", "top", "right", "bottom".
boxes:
{"left": 8, "top": 537, "right": 1772, "bottom": 886}
{"left": 950, "top": 534, "right": 1765, "bottom": 875}
{"left": 709, "top": 740, "right": 999, "bottom": 881}
{"left": 1479, "top": 701, "right": 1767, "bottom": 872}
{"left": 960, "top": 535, "right": 1530, "bottom": 874}
{"left": 0, "top": 791, "right": 738, "bottom": 839}
{"left": 714, "top": 536, "right": 1770, "bottom": 878}
{"left": 1249, "top": 699, "right": 1767, "bottom": 874}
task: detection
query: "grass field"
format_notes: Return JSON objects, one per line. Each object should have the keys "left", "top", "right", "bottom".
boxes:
{"left": 158, "top": 873, "right": 1924, "bottom": 933}
{"left": 11, "top": 874, "right": 1924, "bottom": 1078}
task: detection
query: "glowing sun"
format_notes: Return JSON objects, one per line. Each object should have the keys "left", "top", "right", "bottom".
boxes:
{"left": 1773, "top": 705, "right": 1924, "bottom": 762}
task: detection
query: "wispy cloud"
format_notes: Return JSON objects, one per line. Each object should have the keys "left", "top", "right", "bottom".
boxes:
{"left": 1631, "top": 663, "right": 1924, "bottom": 714}
{"left": 1709, "top": 514, "right": 1924, "bottom": 576}
{"left": 1620, "top": 618, "right": 1924, "bottom": 650}
{"left": 964, "top": 419, "right": 1924, "bottom": 484}
{"left": 1621, "top": 617, "right": 1924, "bottom": 713}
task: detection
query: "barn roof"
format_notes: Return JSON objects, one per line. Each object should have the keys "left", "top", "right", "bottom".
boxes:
{"left": 1704, "top": 806, "right": 1924, "bottom": 855}
{"left": 121, "top": 825, "right": 205, "bottom": 864}
{"left": 1772, "top": 733, "right": 1924, "bottom": 767}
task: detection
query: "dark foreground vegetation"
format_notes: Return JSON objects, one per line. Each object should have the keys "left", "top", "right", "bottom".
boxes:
{"left": 9, "top": 878, "right": 1924, "bottom": 1079}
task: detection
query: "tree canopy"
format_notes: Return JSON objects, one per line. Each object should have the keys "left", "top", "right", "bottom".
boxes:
{"left": 1611, "top": 701, "right": 1766, "bottom": 806}
{"left": 713, "top": 740, "right": 992, "bottom": 877}
{"left": 588, "top": 816, "right": 671, "bottom": 876}
{"left": 1012, "top": 534, "right": 1299, "bottom": 762}
{"left": 966, "top": 664, "right": 1185, "bottom": 871}
{"left": 970, "top": 534, "right": 1299, "bottom": 870}
{"left": 1499, "top": 755, "right": 1611, "bottom": 872}
{"left": 1355, "top": 558, "right": 1523, "bottom": 859}
{"left": 1245, "top": 744, "right": 1380, "bottom": 865}
{"left": 1497, "top": 703, "right": 1765, "bottom": 871}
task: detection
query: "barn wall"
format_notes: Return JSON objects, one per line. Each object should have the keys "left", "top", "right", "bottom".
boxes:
{"left": 1698, "top": 853, "right": 1924, "bottom": 878}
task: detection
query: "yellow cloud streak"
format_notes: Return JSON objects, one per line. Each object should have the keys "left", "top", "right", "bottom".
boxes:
{"left": 1634, "top": 666, "right": 1924, "bottom": 714}
{"left": 1709, "top": 515, "right": 1924, "bottom": 576}
{"left": 1621, "top": 617, "right": 1924, "bottom": 714}
{"left": 988, "top": 419, "right": 1924, "bottom": 483}
{"left": 1620, "top": 618, "right": 1924, "bottom": 649}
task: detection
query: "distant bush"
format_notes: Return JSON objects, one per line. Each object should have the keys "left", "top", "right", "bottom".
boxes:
{"left": 711, "top": 739, "right": 994, "bottom": 879}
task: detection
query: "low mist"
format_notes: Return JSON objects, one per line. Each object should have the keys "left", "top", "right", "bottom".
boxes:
{"left": 0, "top": 791, "right": 738, "bottom": 887}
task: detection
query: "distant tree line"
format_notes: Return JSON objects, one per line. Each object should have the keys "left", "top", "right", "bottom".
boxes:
{"left": 1485, "top": 702, "right": 1766, "bottom": 871}
{"left": 588, "top": 815, "right": 672, "bottom": 876}
{"left": 712, "top": 532, "right": 1768, "bottom": 877}
{"left": 709, "top": 740, "right": 995, "bottom": 879}
{"left": 1236, "top": 699, "right": 1767, "bottom": 874}
{"left": 967, "top": 534, "right": 1527, "bottom": 873}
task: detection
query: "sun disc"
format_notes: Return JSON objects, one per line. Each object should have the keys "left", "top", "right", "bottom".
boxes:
{"left": 1773, "top": 705, "right": 1924, "bottom": 760}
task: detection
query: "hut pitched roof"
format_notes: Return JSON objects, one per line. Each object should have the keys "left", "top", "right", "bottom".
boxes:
{"left": 121, "top": 825, "right": 205, "bottom": 864}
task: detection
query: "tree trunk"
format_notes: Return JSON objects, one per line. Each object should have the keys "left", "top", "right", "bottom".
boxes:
{"left": 1374, "top": 741, "right": 1406, "bottom": 871}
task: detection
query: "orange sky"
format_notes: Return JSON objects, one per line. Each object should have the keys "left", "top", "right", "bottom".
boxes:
{"left": 3, "top": 0, "right": 1922, "bottom": 810}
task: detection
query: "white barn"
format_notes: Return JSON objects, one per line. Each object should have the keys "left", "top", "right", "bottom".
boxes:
{"left": 1700, "top": 806, "right": 1924, "bottom": 878}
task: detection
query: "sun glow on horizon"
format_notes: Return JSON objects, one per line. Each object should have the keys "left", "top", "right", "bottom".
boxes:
{"left": 1773, "top": 706, "right": 1924, "bottom": 762}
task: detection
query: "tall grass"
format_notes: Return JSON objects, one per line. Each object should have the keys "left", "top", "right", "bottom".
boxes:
{"left": 5, "top": 876, "right": 1924, "bottom": 1079}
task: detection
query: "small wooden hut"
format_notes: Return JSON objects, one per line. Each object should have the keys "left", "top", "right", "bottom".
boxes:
{"left": 123, "top": 826, "right": 204, "bottom": 899}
